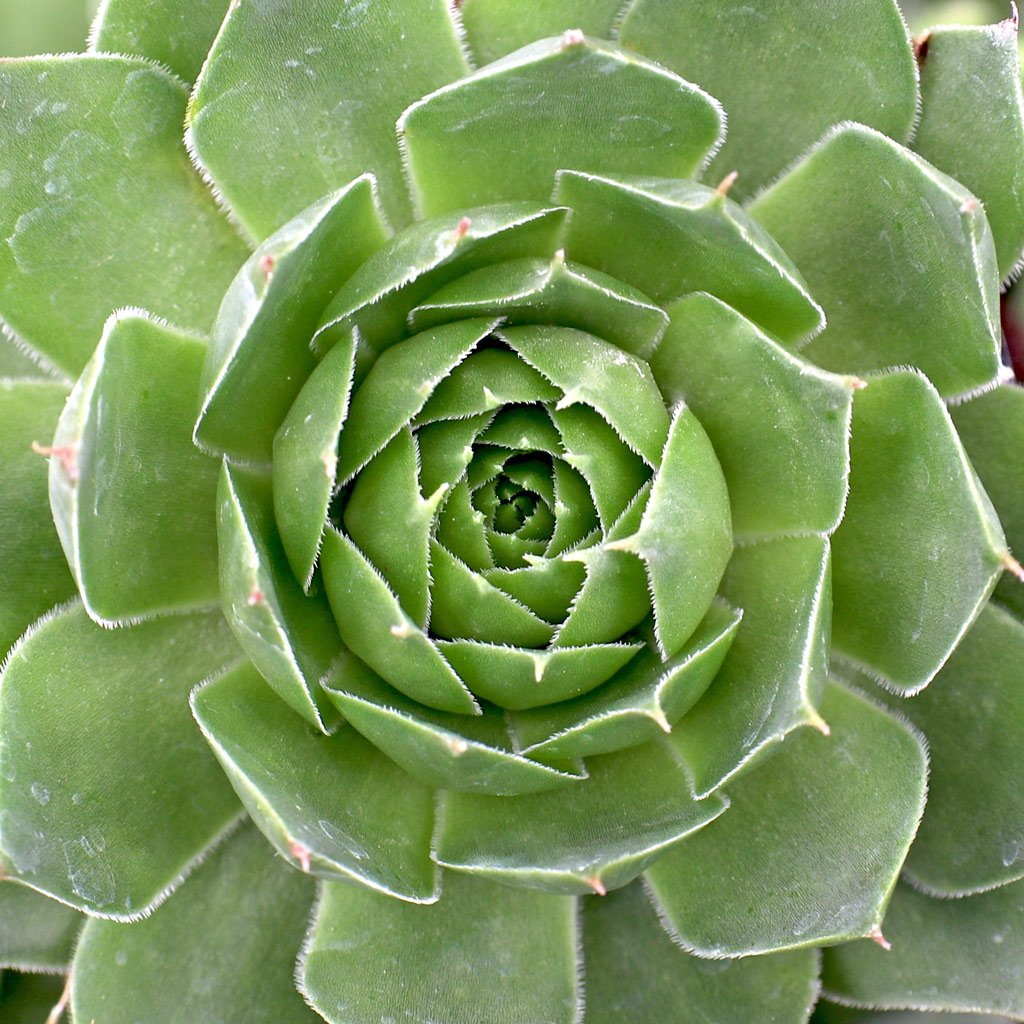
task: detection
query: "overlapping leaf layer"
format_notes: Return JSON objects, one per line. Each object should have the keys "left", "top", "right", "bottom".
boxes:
{"left": 1, "top": 2, "right": 1023, "bottom": 1022}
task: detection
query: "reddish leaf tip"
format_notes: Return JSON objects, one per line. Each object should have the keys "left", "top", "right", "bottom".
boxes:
{"left": 247, "top": 587, "right": 264, "bottom": 606}
{"left": 959, "top": 198, "right": 980, "bottom": 214}
{"left": 715, "top": 171, "right": 739, "bottom": 197}
{"left": 259, "top": 254, "right": 275, "bottom": 278}
{"left": 807, "top": 710, "right": 831, "bottom": 736}
{"left": 31, "top": 440, "right": 79, "bottom": 482}
{"left": 452, "top": 216, "right": 471, "bottom": 241}
{"left": 1003, "top": 554, "right": 1024, "bottom": 582}
{"left": 561, "top": 28, "right": 585, "bottom": 48}
{"left": 870, "top": 927, "right": 892, "bottom": 951}
{"left": 290, "top": 840, "right": 312, "bottom": 873}
{"left": 586, "top": 875, "right": 607, "bottom": 896}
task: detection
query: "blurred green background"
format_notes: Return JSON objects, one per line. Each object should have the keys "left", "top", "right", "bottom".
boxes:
{"left": 0, "top": 0, "right": 1018, "bottom": 59}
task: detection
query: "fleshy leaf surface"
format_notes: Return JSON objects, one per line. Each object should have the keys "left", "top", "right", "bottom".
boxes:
{"left": 618, "top": 0, "right": 918, "bottom": 200}
{"left": 555, "top": 171, "right": 823, "bottom": 344}
{"left": 750, "top": 124, "right": 1001, "bottom": 398}
{"left": 188, "top": 0, "right": 469, "bottom": 236}
{"left": 821, "top": 879, "right": 1024, "bottom": 1018}
{"left": 0, "top": 604, "right": 241, "bottom": 917}
{"left": 583, "top": 882, "right": 819, "bottom": 1024}
{"left": 401, "top": 34, "right": 724, "bottom": 218}
{"left": 653, "top": 293, "right": 854, "bottom": 539}
{"left": 646, "top": 681, "right": 927, "bottom": 957}
{"left": 217, "top": 464, "right": 341, "bottom": 731}
{"left": 72, "top": 824, "right": 319, "bottom": 1023}
{"left": 0, "top": 56, "right": 247, "bottom": 375}
{"left": 911, "top": 18, "right": 1024, "bottom": 280}
{"left": 192, "top": 663, "right": 438, "bottom": 903}
{"left": 0, "top": 882, "right": 80, "bottom": 972}
{"left": 0, "top": 379, "right": 75, "bottom": 657}
{"left": 671, "top": 535, "right": 832, "bottom": 796}
{"left": 830, "top": 370, "right": 1006, "bottom": 692}
{"left": 436, "top": 738, "right": 726, "bottom": 895}
{"left": 48, "top": 312, "right": 220, "bottom": 625}
{"left": 90, "top": 0, "right": 231, "bottom": 83}
{"left": 302, "top": 871, "right": 579, "bottom": 1024}
{"left": 853, "top": 603, "right": 1024, "bottom": 896}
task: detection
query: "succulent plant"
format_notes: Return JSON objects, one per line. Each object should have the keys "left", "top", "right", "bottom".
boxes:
{"left": 2, "top": 1, "right": 1024, "bottom": 1021}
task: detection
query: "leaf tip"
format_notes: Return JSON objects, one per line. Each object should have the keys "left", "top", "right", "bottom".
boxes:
{"left": 1003, "top": 553, "right": 1024, "bottom": 583}
{"left": 247, "top": 587, "right": 264, "bottom": 606}
{"left": 290, "top": 840, "right": 312, "bottom": 873}
{"left": 585, "top": 875, "right": 607, "bottom": 896}
{"left": 807, "top": 709, "right": 831, "bottom": 736}
{"left": 561, "top": 29, "right": 586, "bottom": 49}
{"left": 714, "top": 171, "right": 738, "bottom": 198}
{"left": 32, "top": 440, "right": 79, "bottom": 482}
{"left": 869, "top": 927, "right": 892, "bottom": 952}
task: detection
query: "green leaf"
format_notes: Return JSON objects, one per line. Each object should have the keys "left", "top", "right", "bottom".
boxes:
{"left": 583, "top": 882, "right": 819, "bottom": 1024}
{"left": 671, "top": 535, "right": 832, "bottom": 796}
{"left": 458, "top": 0, "right": 624, "bottom": 64}
{"left": 511, "top": 602, "right": 741, "bottom": 760}
{"left": 0, "top": 326, "right": 64, "bottom": 381}
{"left": 555, "top": 171, "right": 824, "bottom": 344}
{"left": 217, "top": 464, "right": 341, "bottom": 732}
{"left": 0, "top": 56, "right": 248, "bottom": 376}
{"left": 301, "top": 871, "right": 580, "bottom": 1024}
{"left": 912, "top": 18, "right": 1024, "bottom": 280}
{"left": 0, "top": 882, "right": 80, "bottom": 972}
{"left": 195, "top": 177, "right": 389, "bottom": 465}
{"left": 821, "top": 879, "right": 1024, "bottom": 1018}
{"left": 0, "top": 604, "right": 241, "bottom": 917}
{"left": 610, "top": 404, "right": 732, "bottom": 658}
{"left": 646, "top": 681, "right": 927, "bottom": 956}
{"left": 653, "top": 293, "right": 855, "bottom": 539}
{"left": 951, "top": 383, "right": 1024, "bottom": 620}
{"left": 188, "top": 0, "right": 469, "bottom": 236}
{"left": 335, "top": 318, "right": 497, "bottom": 485}
{"left": 618, "top": 0, "right": 918, "bottom": 201}
{"left": 852, "top": 603, "right": 1024, "bottom": 896}
{"left": 72, "top": 824, "right": 319, "bottom": 1024}
{"left": 831, "top": 370, "right": 1006, "bottom": 692}
{"left": 320, "top": 528, "right": 479, "bottom": 715}
{"left": 323, "top": 654, "right": 584, "bottom": 796}
{"left": 401, "top": 34, "right": 724, "bottom": 219}
{"left": 316, "top": 203, "right": 566, "bottom": 353}
{"left": 437, "top": 640, "right": 641, "bottom": 710}
{"left": 409, "top": 253, "right": 669, "bottom": 359}
{"left": 90, "top": 0, "right": 231, "bottom": 83}
{"left": 0, "top": 379, "right": 75, "bottom": 658}
{"left": 48, "top": 311, "right": 220, "bottom": 625}
{"left": 273, "top": 328, "right": 356, "bottom": 589}
{"left": 436, "top": 739, "right": 726, "bottom": 895}
{"left": 750, "top": 124, "right": 1001, "bottom": 398}
{"left": 192, "top": 663, "right": 438, "bottom": 904}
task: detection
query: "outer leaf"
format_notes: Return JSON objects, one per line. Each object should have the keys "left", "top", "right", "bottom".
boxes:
{"left": 653, "top": 293, "right": 855, "bottom": 540}
{"left": 0, "top": 604, "right": 241, "bottom": 917}
{"left": 323, "top": 653, "right": 584, "bottom": 796}
{"left": 750, "top": 124, "right": 1001, "bottom": 398}
{"left": 72, "top": 824, "right": 319, "bottom": 1024}
{"left": 48, "top": 312, "right": 220, "bottom": 625}
{"left": 830, "top": 370, "right": 1006, "bottom": 692}
{"left": 0, "top": 56, "right": 247, "bottom": 376}
{"left": 192, "top": 663, "right": 438, "bottom": 903}
{"left": 217, "top": 464, "right": 341, "bottom": 732}
{"left": 911, "top": 18, "right": 1024, "bottom": 280}
{"left": 0, "top": 882, "right": 80, "bottom": 972}
{"left": 301, "top": 871, "right": 580, "bottom": 1024}
{"left": 618, "top": 0, "right": 918, "bottom": 201}
{"left": 814, "top": 1007, "right": 1012, "bottom": 1024}
{"left": 511, "top": 602, "right": 741, "bottom": 761}
{"left": 90, "top": 0, "right": 231, "bottom": 83}
{"left": 857, "top": 604, "right": 1024, "bottom": 896}
{"left": 458, "top": 0, "right": 624, "bottom": 64}
{"left": 0, "top": 379, "right": 75, "bottom": 657}
{"left": 671, "top": 535, "right": 832, "bottom": 797}
{"left": 583, "top": 882, "right": 820, "bottom": 1024}
{"left": 436, "top": 738, "right": 727, "bottom": 895}
{"left": 400, "top": 34, "right": 724, "bottom": 218}
{"left": 188, "top": 0, "right": 469, "bottom": 236}
{"left": 951, "top": 383, "right": 1024, "bottom": 620}
{"left": 555, "top": 171, "right": 823, "bottom": 344}
{"left": 821, "top": 879, "right": 1024, "bottom": 1018}
{"left": 646, "top": 681, "right": 927, "bottom": 957}
{"left": 195, "top": 177, "right": 389, "bottom": 464}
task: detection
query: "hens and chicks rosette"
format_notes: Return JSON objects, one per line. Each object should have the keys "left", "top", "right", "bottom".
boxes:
{"left": 1, "top": 1, "right": 1024, "bottom": 1022}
